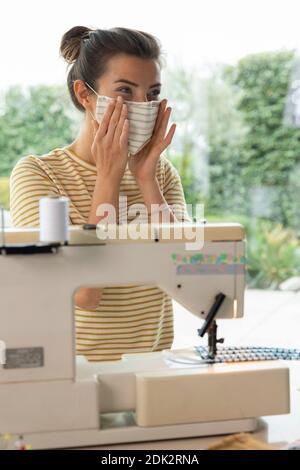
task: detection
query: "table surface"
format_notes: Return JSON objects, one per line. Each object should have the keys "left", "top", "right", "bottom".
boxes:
{"left": 79, "top": 288, "right": 300, "bottom": 450}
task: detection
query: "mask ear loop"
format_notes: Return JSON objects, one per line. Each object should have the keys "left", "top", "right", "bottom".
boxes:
{"left": 84, "top": 81, "right": 99, "bottom": 122}
{"left": 88, "top": 109, "right": 97, "bottom": 122}
{"left": 85, "top": 81, "right": 100, "bottom": 97}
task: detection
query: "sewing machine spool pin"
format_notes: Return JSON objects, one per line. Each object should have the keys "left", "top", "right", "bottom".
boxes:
{"left": 197, "top": 292, "right": 226, "bottom": 360}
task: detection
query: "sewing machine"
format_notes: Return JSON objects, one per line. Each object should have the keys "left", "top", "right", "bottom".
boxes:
{"left": 0, "top": 222, "right": 290, "bottom": 449}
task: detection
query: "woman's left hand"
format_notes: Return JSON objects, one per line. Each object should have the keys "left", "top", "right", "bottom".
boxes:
{"left": 128, "top": 99, "right": 176, "bottom": 184}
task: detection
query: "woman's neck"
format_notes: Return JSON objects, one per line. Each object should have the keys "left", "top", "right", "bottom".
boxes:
{"left": 67, "top": 115, "right": 96, "bottom": 167}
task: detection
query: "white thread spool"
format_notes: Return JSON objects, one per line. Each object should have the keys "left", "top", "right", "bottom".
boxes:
{"left": 39, "top": 196, "right": 69, "bottom": 243}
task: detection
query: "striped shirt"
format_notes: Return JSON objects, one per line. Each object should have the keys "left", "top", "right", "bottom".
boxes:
{"left": 9, "top": 146, "right": 191, "bottom": 362}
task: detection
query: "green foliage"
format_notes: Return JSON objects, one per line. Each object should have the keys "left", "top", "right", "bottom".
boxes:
{"left": 205, "top": 65, "right": 249, "bottom": 215}
{"left": 0, "top": 85, "right": 79, "bottom": 176}
{"left": 233, "top": 50, "right": 300, "bottom": 229}
{"left": 163, "top": 64, "right": 209, "bottom": 207}
{"left": 168, "top": 152, "right": 204, "bottom": 207}
{"left": 246, "top": 220, "right": 300, "bottom": 289}
{"left": 206, "top": 50, "right": 300, "bottom": 234}
{"left": 206, "top": 212, "right": 300, "bottom": 289}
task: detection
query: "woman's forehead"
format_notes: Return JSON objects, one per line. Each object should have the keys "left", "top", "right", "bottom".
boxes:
{"left": 104, "top": 54, "right": 161, "bottom": 84}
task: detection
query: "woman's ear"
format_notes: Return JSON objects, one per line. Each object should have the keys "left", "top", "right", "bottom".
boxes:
{"left": 74, "top": 79, "right": 95, "bottom": 111}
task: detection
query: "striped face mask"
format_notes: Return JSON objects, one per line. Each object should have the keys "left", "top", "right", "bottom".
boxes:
{"left": 85, "top": 82, "right": 161, "bottom": 156}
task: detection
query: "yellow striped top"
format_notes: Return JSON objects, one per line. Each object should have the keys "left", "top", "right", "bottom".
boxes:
{"left": 9, "top": 146, "right": 191, "bottom": 362}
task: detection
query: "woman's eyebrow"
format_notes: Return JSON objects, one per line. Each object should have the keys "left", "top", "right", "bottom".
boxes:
{"left": 114, "top": 79, "right": 161, "bottom": 88}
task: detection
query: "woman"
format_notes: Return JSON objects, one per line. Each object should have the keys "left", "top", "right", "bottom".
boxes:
{"left": 10, "top": 26, "right": 191, "bottom": 362}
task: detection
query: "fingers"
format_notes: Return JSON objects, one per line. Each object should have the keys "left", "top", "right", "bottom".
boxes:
{"left": 162, "top": 123, "right": 176, "bottom": 149}
{"left": 92, "top": 95, "right": 129, "bottom": 158}
{"left": 153, "top": 99, "right": 167, "bottom": 136}
{"left": 119, "top": 119, "right": 130, "bottom": 151}
{"left": 105, "top": 96, "right": 124, "bottom": 143}
{"left": 114, "top": 102, "right": 128, "bottom": 146}
{"left": 92, "top": 94, "right": 174, "bottom": 159}
{"left": 96, "top": 100, "right": 116, "bottom": 139}
{"left": 155, "top": 105, "right": 173, "bottom": 142}
{"left": 149, "top": 100, "right": 176, "bottom": 155}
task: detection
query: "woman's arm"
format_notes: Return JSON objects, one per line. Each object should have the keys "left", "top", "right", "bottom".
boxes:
{"left": 74, "top": 176, "right": 122, "bottom": 309}
{"left": 74, "top": 286, "right": 105, "bottom": 310}
{"left": 129, "top": 99, "right": 190, "bottom": 224}
{"left": 75, "top": 95, "right": 129, "bottom": 310}
{"left": 160, "top": 155, "right": 192, "bottom": 223}
{"left": 136, "top": 176, "right": 177, "bottom": 222}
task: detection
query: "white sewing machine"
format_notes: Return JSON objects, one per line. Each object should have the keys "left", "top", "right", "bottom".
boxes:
{"left": 0, "top": 222, "right": 290, "bottom": 449}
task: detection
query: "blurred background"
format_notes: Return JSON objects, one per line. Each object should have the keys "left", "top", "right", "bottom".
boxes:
{"left": 1, "top": 0, "right": 300, "bottom": 289}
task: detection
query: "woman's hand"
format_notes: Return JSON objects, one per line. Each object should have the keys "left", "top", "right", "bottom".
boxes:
{"left": 91, "top": 95, "right": 129, "bottom": 184}
{"left": 128, "top": 99, "right": 176, "bottom": 184}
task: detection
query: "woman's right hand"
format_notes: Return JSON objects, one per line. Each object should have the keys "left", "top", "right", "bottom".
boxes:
{"left": 91, "top": 95, "right": 129, "bottom": 183}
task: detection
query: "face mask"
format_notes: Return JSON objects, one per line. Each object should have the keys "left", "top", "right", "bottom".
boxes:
{"left": 85, "top": 82, "right": 161, "bottom": 156}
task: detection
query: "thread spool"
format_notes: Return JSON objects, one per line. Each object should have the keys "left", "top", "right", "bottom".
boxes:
{"left": 39, "top": 196, "right": 69, "bottom": 243}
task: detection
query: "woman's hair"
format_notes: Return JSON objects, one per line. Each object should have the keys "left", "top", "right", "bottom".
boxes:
{"left": 60, "top": 26, "right": 164, "bottom": 112}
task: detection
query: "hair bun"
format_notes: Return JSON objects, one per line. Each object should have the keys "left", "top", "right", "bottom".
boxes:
{"left": 60, "top": 26, "right": 93, "bottom": 64}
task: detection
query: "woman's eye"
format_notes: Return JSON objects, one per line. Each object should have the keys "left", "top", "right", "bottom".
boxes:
{"left": 115, "top": 88, "right": 161, "bottom": 99}
{"left": 117, "top": 87, "right": 132, "bottom": 94}
{"left": 149, "top": 89, "right": 161, "bottom": 97}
